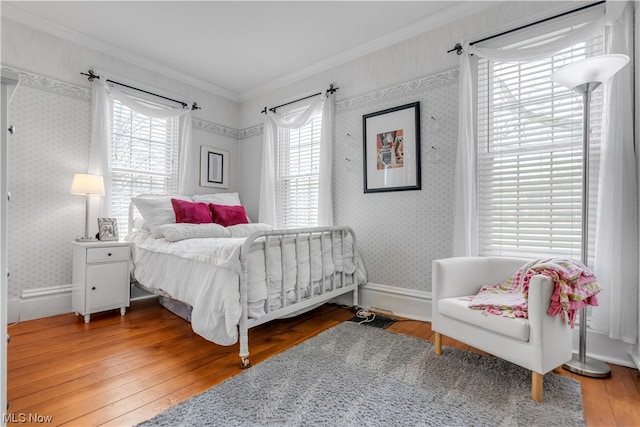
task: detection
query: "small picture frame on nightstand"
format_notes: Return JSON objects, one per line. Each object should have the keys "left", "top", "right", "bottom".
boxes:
{"left": 98, "top": 218, "right": 119, "bottom": 241}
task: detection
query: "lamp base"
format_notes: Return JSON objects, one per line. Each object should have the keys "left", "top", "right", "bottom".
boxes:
{"left": 563, "top": 354, "right": 611, "bottom": 378}
{"left": 75, "top": 237, "right": 98, "bottom": 243}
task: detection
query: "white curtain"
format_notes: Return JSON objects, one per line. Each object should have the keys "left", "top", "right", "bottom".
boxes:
{"left": 88, "top": 78, "right": 193, "bottom": 219}
{"left": 87, "top": 79, "right": 112, "bottom": 232}
{"left": 452, "top": 1, "right": 635, "bottom": 342}
{"left": 452, "top": 52, "right": 477, "bottom": 256}
{"left": 318, "top": 91, "right": 335, "bottom": 226}
{"left": 259, "top": 94, "right": 333, "bottom": 227}
{"left": 591, "top": 3, "right": 638, "bottom": 344}
{"left": 452, "top": 1, "right": 626, "bottom": 257}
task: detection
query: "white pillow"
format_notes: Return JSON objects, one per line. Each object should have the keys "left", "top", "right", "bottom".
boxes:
{"left": 132, "top": 195, "right": 191, "bottom": 238}
{"left": 132, "top": 217, "right": 148, "bottom": 231}
{"left": 158, "top": 223, "right": 231, "bottom": 241}
{"left": 227, "top": 223, "right": 274, "bottom": 238}
{"left": 192, "top": 192, "right": 242, "bottom": 206}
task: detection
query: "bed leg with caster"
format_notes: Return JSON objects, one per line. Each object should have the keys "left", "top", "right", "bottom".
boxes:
{"left": 238, "top": 317, "right": 250, "bottom": 368}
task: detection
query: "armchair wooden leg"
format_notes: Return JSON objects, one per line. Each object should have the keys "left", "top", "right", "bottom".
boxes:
{"left": 435, "top": 332, "right": 442, "bottom": 355}
{"left": 531, "top": 371, "right": 543, "bottom": 403}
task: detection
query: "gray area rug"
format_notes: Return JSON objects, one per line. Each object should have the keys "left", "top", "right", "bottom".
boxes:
{"left": 138, "top": 322, "right": 584, "bottom": 426}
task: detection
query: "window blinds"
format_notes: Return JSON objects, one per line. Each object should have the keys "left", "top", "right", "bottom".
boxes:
{"left": 110, "top": 98, "right": 179, "bottom": 235}
{"left": 477, "top": 28, "right": 603, "bottom": 261}
{"left": 276, "top": 107, "right": 323, "bottom": 229}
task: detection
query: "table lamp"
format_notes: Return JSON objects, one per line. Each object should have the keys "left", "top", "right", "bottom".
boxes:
{"left": 71, "top": 173, "right": 105, "bottom": 242}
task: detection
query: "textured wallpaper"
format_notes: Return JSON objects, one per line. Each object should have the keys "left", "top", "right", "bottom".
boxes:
{"left": 4, "top": 67, "right": 243, "bottom": 303}
{"left": 334, "top": 72, "right": 458, "bottom": 293}
{"left": 7, "top": 83, "right": 90, "bottom": 301}
{"left": 6, "top": 63, "right": 458, "bottom": 306}
{"left": 239, "top": 69, "right": 459, "bottom": 293}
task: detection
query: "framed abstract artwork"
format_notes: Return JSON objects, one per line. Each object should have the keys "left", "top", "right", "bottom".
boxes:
{"left": 362, "top": 102, "right": 421, "bottom": 193}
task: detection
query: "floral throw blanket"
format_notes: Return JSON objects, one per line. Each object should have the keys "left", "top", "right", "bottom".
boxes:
{"left": 468, "top": 258, "right": 602, "bottom": 328}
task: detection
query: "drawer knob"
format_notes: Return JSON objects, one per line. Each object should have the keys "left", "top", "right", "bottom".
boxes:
{"left": 107, "top": 253, "right": 112, "bottom": 256}
{"left": 91, "top": 286, "right": 96, "bottom": 290}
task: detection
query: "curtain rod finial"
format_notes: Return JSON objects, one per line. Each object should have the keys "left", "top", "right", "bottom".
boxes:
{"left": 447, "top": 43, "right": 464, "bottom": 55}
{"left": 81, "top": 69, "right": 100, "bottom": 82}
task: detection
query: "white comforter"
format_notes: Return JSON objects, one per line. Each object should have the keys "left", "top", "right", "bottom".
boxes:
{"left": 127, "top": 229, "right": 362, "bottom": 346}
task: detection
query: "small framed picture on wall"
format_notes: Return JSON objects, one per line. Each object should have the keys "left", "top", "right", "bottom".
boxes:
{"left": 200, "top": 145, "right": 229, "bottom": 188}
{"left": 97, "top": 218, "right": 119, "bottom": 241}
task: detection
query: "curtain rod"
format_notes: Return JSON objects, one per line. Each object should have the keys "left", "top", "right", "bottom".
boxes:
{"left": 261, "top": 83, "right": 339, "bottom": 114}
{"left": 447, "top": 0, "right": 605, "bottom": 55}
{"left": 80, "top": 69, "right": 201, "bottom": 110}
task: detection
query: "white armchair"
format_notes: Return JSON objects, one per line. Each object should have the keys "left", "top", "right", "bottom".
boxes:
{"left": 432, "top": 257, "right": 572, "bottom": 402}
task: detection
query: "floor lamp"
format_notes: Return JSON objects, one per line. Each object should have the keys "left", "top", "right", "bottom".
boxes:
{"left": 550, "top": 54, "right": 629, "bottom": 378}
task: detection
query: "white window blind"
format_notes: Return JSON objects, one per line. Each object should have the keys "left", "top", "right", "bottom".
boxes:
{"left": 110, "top": 98, "right": 179, "bottom": 235}
{"left": 276, "top": 106, "right": 323, "bottom": 229}
{"left": 477, "top": 27, "right": 603, "bottom": 261}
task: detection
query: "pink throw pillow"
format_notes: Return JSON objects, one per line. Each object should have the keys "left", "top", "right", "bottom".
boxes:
{"left": 171, "top": 199, "right": 212, "bottom": 224}
{"left": 209, "top": 203, "right": 249, "bottom": 227}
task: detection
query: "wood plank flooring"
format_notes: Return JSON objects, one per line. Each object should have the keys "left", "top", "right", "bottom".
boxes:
{"left": 6, "top": 299, "right": 639, "bottom": 426}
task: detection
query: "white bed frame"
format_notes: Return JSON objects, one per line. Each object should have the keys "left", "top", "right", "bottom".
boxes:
{"left": 127, "top": 202, "right": 359, "bottom": 367}
{"left": 237, "top": 226, "right": 359, "bottom": 367}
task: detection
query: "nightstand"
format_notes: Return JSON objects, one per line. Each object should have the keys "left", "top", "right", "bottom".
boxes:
{"left": 71, "top": 241, "right": 131, "bottom": 323}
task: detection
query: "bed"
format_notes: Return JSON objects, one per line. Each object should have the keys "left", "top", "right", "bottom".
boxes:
{"left": 125, "top": 193, "right": 365, "bottom": 367}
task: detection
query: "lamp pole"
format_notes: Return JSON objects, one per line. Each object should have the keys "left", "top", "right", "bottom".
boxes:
{"left": 551, "top": 54, "right": 629, "bottom": 378}
{"left": 565, "top": 81, "right": 610, "bottom": 378}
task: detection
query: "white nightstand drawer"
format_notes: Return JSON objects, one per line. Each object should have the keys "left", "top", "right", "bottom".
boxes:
{"left": 86, "top": 246, "right": 130, "bottom": 263}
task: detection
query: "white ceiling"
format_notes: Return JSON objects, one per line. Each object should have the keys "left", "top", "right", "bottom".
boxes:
{"left": 3, "top": 1, "right": 497, "bottom": 101}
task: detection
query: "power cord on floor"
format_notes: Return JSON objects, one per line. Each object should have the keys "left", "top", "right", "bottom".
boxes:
{"left": 355, "top": 307, "right": 376, "bottom": 324}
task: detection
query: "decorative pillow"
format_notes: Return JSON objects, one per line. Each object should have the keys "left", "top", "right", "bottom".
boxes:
{"left": 193, "top": 192, "right": 242, "bottom": 206}
{"left": 227, "top": 223, "right": 274, "bottom": 238}
{"left": 171, "top": 199, "right": 212, "bottom": 224}
{"left": 209, "top": 203, "right": 249, "bottom": 227}
{"left": 132, "top": 195, "right": 191, "bottom": 238}
{"left": 158, "top": 223, "right": 231, "bottom": 241}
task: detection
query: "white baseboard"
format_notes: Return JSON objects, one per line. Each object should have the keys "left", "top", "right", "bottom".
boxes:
{"left": 8, "top": 285, "right": 72, "bottom": 322}
{"left": 338, "top": 282, "right": 636, "bottom": 369}
{"left": 630, "top": 346, "right": 640, "bottom": 371}
{"left": 571, "top": 326, "right": 637, "bottom": 369}
{"left": 334, "top": 282, "right": 431, "bottom": 321}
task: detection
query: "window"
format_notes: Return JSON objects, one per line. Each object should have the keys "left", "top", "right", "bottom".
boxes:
{"left": 110, "top": 98, "right": 179, "bottom": 235}
{"left": 275, "top": 105, "right": 323, "bottom": 229}
{"left": 477, "top": 26, "right": 603, "bottom": 261}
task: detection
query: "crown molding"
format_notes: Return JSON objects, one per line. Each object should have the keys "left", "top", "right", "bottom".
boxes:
{"left": 1, "top": 2, "right": 241, "bottom": 102}
{"left": 3, "top": 1, "right": 496, "bottom": 104}
{"left": 237, "top": 1, "right": 497, "bottom": 101}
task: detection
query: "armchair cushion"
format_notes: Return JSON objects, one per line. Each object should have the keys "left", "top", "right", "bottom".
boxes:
{"left": 438, "top": 297, "right": 529, "bottom": 341}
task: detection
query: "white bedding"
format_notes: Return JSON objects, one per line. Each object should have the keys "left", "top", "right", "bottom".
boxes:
{"left": 127, "top": 229, "right": 362, "bottom": 346}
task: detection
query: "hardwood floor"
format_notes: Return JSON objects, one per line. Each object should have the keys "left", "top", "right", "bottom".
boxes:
{"left": 6, "top": 299, "right": 639, "bottom": 426}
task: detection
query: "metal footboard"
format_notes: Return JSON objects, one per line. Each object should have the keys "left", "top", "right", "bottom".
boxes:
{"left": 237, "top": 226, "right": 359, "bottom": 367}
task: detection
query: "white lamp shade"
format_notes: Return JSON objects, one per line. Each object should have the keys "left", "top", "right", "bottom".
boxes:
{"left": 551, "top": 54, "right": 629, "bottom": 90}
{"left": 71, "top": 173, "right": 105, "bottom": 196}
